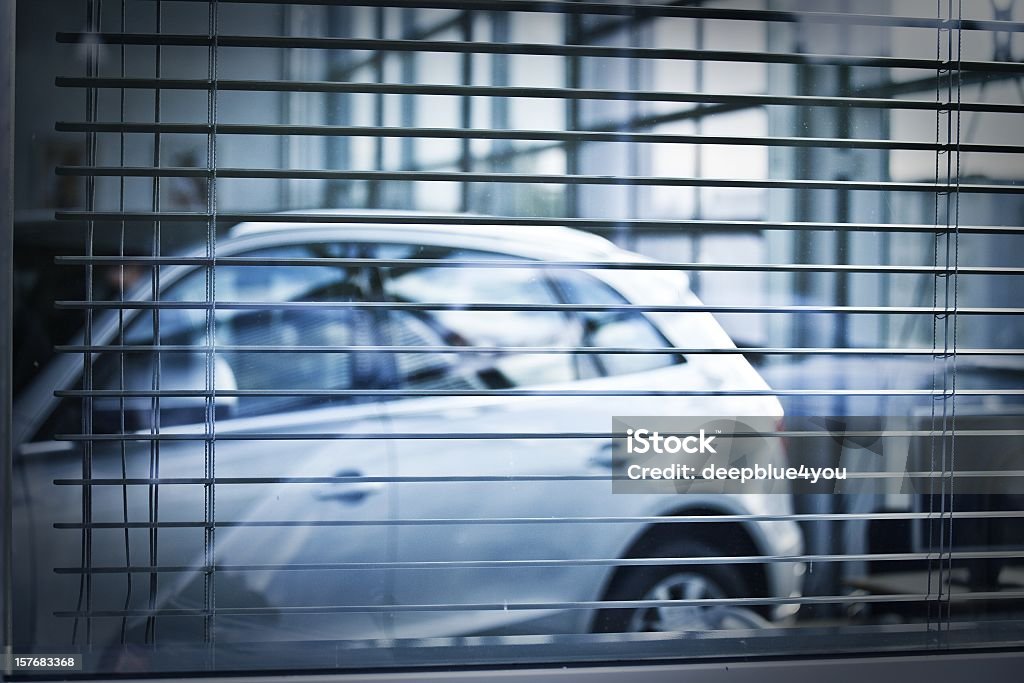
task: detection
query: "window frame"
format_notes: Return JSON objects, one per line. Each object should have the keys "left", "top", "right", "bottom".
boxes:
{"left": 8, "top": 0, "right": 1024, "bottom": 675}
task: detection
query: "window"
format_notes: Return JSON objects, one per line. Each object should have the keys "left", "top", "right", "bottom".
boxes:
{"left": 380, "top": 247, "right": 682, "bottom": 391}
{"left": 381, "top": 247, "right": 581, "bottom": 387}
{"left": 7, "top": 0, "right": 1024, "bottom": 678}
{"left": 57, "top": 246, "right": 376, "bottom": 431}
{"left": 381, "top": 310, "right": 482, "bottom": 391}
{"left": 551, "top": 269, "right": 683, "bottom": 377}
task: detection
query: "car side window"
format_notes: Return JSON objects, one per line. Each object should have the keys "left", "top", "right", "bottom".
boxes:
{"left": 379, "top": 246, "right": 582, "bottom": 389}
{"left": 379, "top": 311, "right": 482, "bottom": 392}
{"left": 550, "top": 270, "right": 684, "bottom": 377}
{"left": 90, "top": 245, "right": 375, "bottom": 428}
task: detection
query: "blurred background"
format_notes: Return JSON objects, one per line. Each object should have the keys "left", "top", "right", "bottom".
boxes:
{"left": 15, "top": 0, "right": 1024, "bottom": 386}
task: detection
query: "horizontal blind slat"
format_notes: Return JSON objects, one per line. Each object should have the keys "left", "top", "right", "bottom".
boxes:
{"left": 52, "top": 122, "right": 1024, "bottom": 154}
{"left": 120, "top": 0, "right": 1024, "bottom": 33}
{"left": 50, "top": 471, "right": 1024, "bottom": 485}
{"left": 53, "top": 345, "right": 1024, "bottom": 356}
{"left": 53, "top": 388, "right": 1024, "bottom": 398}
{"left": 54, "top": 77, "right": 1024, "bottom": 114}
{"left": 52, "top": 211, "right": 1024, "bottom": 235}
{"left": 49, "top": 511, "right": 1024, "bottom": 529}
{"left": 51, "top": 256, "right": 1024, "bottom": 275}
{"left": 54, "top": 32, "right": 1024, "bottom": 73}
{"left": 51, "top": 591, "right": 1024, "bottom": 619}
{"left": 53, "top": 300, "right": 1024, "bottom": 314}
{"left": 48, "top": 550, "right": 1024, "bottom": 574}
{"left": 51, "top": 166, "right": 1024, "bottom": 193}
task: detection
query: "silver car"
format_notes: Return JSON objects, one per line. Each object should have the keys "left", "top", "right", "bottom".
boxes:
{"left": 12, "top": 211, "right": 803, "bottom": 647}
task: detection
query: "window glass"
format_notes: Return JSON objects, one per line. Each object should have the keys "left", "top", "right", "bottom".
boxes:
{"left": 93, "top": 245, "right": 375, "bottom": 425}
{"left": 381, "top": 247, "right": 581, "bottom": 387}
{"left": 552, "top": 269, "right": 683, "bottom": 376}
{"left": 17, "top": 1, "right": 1024, "bottom": 674}
{"left": 379, "top": 310, "right": 482, "bottom": 391}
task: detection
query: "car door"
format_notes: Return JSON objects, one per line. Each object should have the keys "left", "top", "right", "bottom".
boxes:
{"left": 375, "top": 249, "right": 704, "bottom": 638}
{"left": 12, "top": 244, "right": 396, "bottom": 648}
{"left": 194, "top": 247, "right": 397, "bottom": 644}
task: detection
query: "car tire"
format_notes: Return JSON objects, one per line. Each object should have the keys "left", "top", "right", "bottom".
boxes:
{"left": 592, "top": 539, "right": 769, "bottom": 633}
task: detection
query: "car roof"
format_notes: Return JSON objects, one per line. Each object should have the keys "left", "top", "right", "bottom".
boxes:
{"left": 227, "top": 209, "right": 622, "bottom": 259}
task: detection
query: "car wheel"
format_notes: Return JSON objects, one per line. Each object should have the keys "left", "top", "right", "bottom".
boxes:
{"left": 592, "top": 539, "right": 770, "bottom": 633}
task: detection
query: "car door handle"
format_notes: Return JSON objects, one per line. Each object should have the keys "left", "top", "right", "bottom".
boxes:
{"left": 314, "top": 470, "right": 383, "bottom": 505}
{"left": 588, "top": 444, "right": 616, "bottom": 469}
